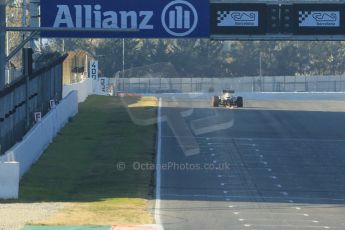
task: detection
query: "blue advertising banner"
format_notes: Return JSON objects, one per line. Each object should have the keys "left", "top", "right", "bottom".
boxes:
{"left": 40, "top": 0, "right": 209, "bottom": 38}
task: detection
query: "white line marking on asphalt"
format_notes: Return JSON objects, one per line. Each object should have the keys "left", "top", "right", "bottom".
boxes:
{"left": 239, "top": 219, "right": 245, "bottom": 222}
{"left": 246, "top": 224, "right": 330, "bottom": 228}
{"left": 228, "top": 205, "right": 234, "bottom": 208}
{"left": 303, "top": 213, "right": 309, "bottom": 217}
{"left": 312, "top": 220, "right": 319, "bottom": 223}
{"left": 244, "top": 224, "right": 252, "bottom": 227}
{"left": 233, "top": 212, "right": 240, "bottom": 215}
{"left": 163, "top": 136, "right": 345, "bottom": 142}
{"left": 155, "top": 98, "right": 164, "bottom": 230}
{"left": 295, "top": 207, "right": 301, "bottom": 210}
{"left": 163, "top": 193, "right": 345, "bottom": 202}
{"left": 323, "top": 226, "right": 330, "bottom": 229}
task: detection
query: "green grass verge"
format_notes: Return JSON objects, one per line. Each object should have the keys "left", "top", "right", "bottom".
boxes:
{"left": 19, "top": 96, "right": 156, "bottom": 202}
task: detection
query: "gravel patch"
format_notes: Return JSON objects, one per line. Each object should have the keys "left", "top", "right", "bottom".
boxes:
{"left": 0, "top": 202, "right": 65, "bottom": 230}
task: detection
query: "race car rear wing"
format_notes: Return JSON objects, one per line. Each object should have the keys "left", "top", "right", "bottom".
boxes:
{"left": 223, "top": 90, "right": 235, "bottom": 94}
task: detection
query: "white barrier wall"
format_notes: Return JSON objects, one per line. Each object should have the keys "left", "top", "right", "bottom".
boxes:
{"left": 154, "top": 92, "right": 345, "bottom": 101}
{"left": 116, "top": 76, "right": 345, "bottom": 93}
{"left": 238, "top": 92, "right": 345, "bottom": 101}
{"left": 0, "top": 162, "right": 19, "bottom": 199}
{"left": 0, "top": 91, "right": 78, "bottom": 199}
{"left": 63, "top": 78, "right": 94, "bottom": 103}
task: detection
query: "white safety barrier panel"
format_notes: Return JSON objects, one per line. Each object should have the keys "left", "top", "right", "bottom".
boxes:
{"left": 238, "top": 92, "right": 345, "bottom": 101}
{"left": 0, "top": 162, "right": 19, "bottom": 199}
{"left": 63, "top": 78, "right": 94, "bottom": 103}
{"left": 0, "top": 91, "right": 78, "bottom": 199}
{"left": 149, "top": 92, "right": 345, "bottom": 101}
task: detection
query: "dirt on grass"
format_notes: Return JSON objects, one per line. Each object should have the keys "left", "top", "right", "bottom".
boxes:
{"left": 31, "top": 199, "right": 153, "bottom": 226}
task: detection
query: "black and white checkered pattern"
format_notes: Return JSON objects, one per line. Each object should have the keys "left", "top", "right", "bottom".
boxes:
{"left": 217, "top": 11, "right": 230, "bottom": 24}
{"left": 299, "top": 11, "right": 311, "bottom": 24}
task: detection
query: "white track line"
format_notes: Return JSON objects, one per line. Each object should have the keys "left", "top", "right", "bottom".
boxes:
{"left": 162, "top": 193, "right": 345, "bottom": 202}
{"left": 155, "top": 98, "right": 164, "bottom": 230}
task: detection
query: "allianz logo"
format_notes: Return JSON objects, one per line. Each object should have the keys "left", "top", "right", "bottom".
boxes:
{"left": 53, "top": 1, "right": 198, "bottom": 36}
{"left": 53, "top": 5, "right": 154, "bottom": 29}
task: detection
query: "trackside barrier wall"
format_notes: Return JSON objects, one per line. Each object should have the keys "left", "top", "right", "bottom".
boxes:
{"left": 116, "top": 76, "right": 345, "bottom": 93}
{"left": 0, "top": 91, "right": 78, "bottom": 199}
{"left": 63, "top": 78, "right": 97, "bottom": 102}
{"left": 0, "top": 162, "right": 19, "bottom": 199}
{"left": 0, "top": 55, "right": 67, "bottom": 155}
{"left": 154, "top": 92, "right": 345, "bottom": 101}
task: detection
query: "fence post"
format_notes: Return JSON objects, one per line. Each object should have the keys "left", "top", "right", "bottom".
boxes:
{"left": 148, "top": 79, "right": 151, "bottom": 93}
{"left": 190, "top": 78, "right": 192, "bottom": 92}
{"left": 252, "top": 78, "right": 254, "bottom": 92}
{"left": 180, "top": 78, "right": 183, "bottom": 92}
{"left": 0, "top": 0, "right": 6, "bottom": 90}
{"left": 23, "top": 48, "right": 33, "bottom": 130}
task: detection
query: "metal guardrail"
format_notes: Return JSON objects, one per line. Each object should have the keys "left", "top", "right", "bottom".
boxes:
{"left": 0, "top": 54, "right": 67, "bottom": 155}
{"left": 115, "top": 76, "right": 345, "bottom": 93}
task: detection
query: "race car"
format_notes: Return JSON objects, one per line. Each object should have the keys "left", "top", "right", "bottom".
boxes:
{"left": 212, "top": 90, "right": 243, "bottom": 108}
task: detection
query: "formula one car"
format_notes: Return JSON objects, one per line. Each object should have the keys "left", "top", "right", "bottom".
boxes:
{"left": 212, "top": 90, "right": 243, "bottom": 108}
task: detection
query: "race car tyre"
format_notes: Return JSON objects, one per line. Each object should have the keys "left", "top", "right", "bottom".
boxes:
{"left": 236, "top": 97, "right": 243, "bottom": 108}
{"left": 212, "top": 96, "right": 219, "bottom": 107}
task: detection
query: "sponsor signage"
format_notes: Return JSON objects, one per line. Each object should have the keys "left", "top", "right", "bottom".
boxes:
{"left": 89, "top": 60, "right": 98, "bottom": 80}
{"left": 211, "top": 4, "right": 267, "bottom": 35}
{"left": 98, "top": 77, "right": 111, "bottom": 96}
{"left": 294, "top": 4, "right": 344, "bottom": 35}
{"left": 211, "top": 3, "right": 345, "bottom": 38}
{"left": 299, "top": 11, "right": 340, "bottom": 27}
{"left": 40, "top": 0, "right": 209, "bottom": 38}
{"left": 217, "top": 11, "right": 259, "bottom": 27}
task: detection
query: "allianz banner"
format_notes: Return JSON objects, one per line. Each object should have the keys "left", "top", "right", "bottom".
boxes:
{"left": 40, "top": 0, "right": 209, "bottom": 38}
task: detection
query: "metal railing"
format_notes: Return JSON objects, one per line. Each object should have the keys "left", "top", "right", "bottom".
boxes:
{"left": 0, "top": 54, "right": 67, "bottom": 155}
{"left": 115, "top": 76, "right": 345, "bottom": 93}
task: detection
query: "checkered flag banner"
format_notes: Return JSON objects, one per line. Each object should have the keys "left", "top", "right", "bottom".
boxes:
{"left": 298, "top": 10, "right": 339, "bottom": 27}
{"left": 299, "top": 11, "right": 311, "bottom": 24}
{"left": 217, "top": 11, "right": 231, "bottom": 26}
{"left": 216, "top": 10, "right": 258, "bottom": 27}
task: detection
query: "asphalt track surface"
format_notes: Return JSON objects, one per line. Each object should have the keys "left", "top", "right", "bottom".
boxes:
{"left": 157, "top": 99, "right": 345, "bottom": 230}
